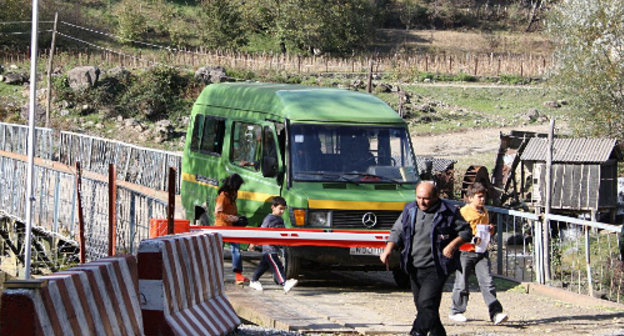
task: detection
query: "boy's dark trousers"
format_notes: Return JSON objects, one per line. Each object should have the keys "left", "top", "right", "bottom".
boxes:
{"left": 451, "top": 251, "right": 503, "bottom": 321}
{"left": 252, "top": 252, "right": 286, "bottom": 285}
{"left": 407, "top": 265, "right": 448, "bottom": 336}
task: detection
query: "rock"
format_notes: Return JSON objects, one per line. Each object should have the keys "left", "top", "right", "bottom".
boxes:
{"left": 107, "top": 66, "right": 130, "bottom": 80}
{"left": 0, "top": 75, "right": 3, "bottom": 82}
{"left": 156, "top": 119, "right": 172, "bottom": 128}
{"left": 3, "top": 72, "right": 27, "bottom": 85}
{"left": 81, "top": 104, "right": 93, "bottom": 115}
{"left": 9, "top": 64, "right": 18, "bottom": 70}
{"left": 84, "top": 120, "right": 95, "bottom": 128}
{"left": 60, "top": 109, "right": 70, "bottom": 116}
{"left": 98, "top": 107, "right": 116, "bottom": 118}
{"left": 20, "top": 103, "right": 45, "bottom": 122}
{"left": 194, "top": 66, "right": 227, "bottom": 84}
{"left": 351, "top": 79, "right": 365, "bottom": 89}
{"left": 423, "top": 78, "right": 431, "bottom": 83}
{"left": 67, "top": 66, "right": 100, "bottom": 91}
{"left": 374, "top": 83, "right": 392, "bottom": 93}
{"left": 543, "top": 101, "right": 561, "bottom": 108}
{"left": 95, "top": 123, "right": 104, "bottom": 129}
{"left": 124, "top": 118, "right": 138, "bottom": 127}
{"left": 117, "top": 115, "right": 123, "bottom": 122}
{"left": 521, "top": 108, "right": 540, "bottom": 122}
{"left": 557, "top": 99, "right": 568, "bottom": 105}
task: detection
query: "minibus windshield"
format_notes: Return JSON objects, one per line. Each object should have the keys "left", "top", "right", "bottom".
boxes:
{"left": 289, "top": 124, "right": 419, "bottom": 183}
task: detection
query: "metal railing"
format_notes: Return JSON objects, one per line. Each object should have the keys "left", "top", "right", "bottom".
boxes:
{"left": 0, "top": 153, "right": 167, "bottom": 261}
{"left": 0, "top": 122, "right": 182, "bottom": 193}
{"left": 483, "top": 205, "right": 623, "bottom": 303}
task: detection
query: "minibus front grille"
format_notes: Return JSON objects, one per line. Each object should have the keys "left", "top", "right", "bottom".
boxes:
{"left": 331, "top": 210, "right": 402, "bottom": 229}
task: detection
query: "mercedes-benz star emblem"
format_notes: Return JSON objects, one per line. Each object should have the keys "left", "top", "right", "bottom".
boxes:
{"left": 361, "top": 212, "right": 377, "bottom": 228}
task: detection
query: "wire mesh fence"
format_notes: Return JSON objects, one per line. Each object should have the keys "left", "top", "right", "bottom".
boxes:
{"left": 0, "top": 122, "right": 182, "bottom": 193}
{"left": 0, "top": 151, "right": 168, "bottom": 264}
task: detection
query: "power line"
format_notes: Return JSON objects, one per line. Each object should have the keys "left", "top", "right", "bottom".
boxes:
{"left": 0, "top": 21, "right": 54, "bottom": 25}
{"left": 0, "top": 30, "right": 53, "bottom": 35}
{"left": 60, "top": 21, "right": 198, "bottom": 54}
{"left": 56, "top": 32, "right": 191, "bottom": 71}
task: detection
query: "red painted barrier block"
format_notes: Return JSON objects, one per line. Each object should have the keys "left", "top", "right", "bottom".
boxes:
{"left": 138, "top": 232, "right": 240, "bottom": 336}
{"left": 0, "top": 255, "right": 143, "bottom": 336}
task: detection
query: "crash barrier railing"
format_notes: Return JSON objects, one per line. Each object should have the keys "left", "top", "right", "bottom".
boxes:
{"left": 0, "top": 152, "right": 167, "bottom": 265}
{"left": 0, "top": 255, "right": 144, "bottom": 336}
{"left": 138, "top": 232, "right": 240, "bottom": 336}
{"left": 0, "top": 121, "right": 182, "bottom": 193}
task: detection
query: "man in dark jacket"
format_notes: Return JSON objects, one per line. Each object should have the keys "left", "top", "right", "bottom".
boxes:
{"left": 380, "top": 181, "right": 472, "bottom": 336}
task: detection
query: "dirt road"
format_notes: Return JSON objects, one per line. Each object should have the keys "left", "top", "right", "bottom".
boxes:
{"left": 411, "top": 124, "right": 557, "bottom": 158}
{"left": 226, "top": 256, "right": 624, "bottom": 335}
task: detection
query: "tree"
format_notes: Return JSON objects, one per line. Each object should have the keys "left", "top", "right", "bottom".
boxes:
{"left": 115, "top": 0, "right": 148, "bottom": 41}
{"left": 198, "top": 0, "right": 247, "bottom": 50}
{"left": 547, "top": 0, "right": 624, "bottom": 139}
{"left": 276, "top": 0, "right": 377, "bottom": 56}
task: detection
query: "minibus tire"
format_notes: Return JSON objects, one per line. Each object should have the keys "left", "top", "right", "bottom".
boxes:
{"left": 392, "top": 268, "right": 410, "bottom": 289}
{"left": 283, "top": 247, "right": 301, "bottom": 279}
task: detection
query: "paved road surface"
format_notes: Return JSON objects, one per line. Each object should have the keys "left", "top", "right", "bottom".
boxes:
{"left": 224, "top": 254, "right": 624, "bottom": 335}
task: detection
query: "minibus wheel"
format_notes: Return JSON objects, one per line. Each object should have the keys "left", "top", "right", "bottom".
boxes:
{"left": 282, "top": 247, "right": 302, "bottom": 279}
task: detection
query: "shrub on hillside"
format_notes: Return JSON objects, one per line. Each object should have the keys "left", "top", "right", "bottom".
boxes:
{"left": 117, "top": 66, "right": 192, "bottom": 120}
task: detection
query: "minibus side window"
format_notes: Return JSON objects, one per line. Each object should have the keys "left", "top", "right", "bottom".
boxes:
{"left": 199, "top": 117, "right": 225, "bottom": 155}
{"left": 230, "top": 122, "right": 262, "bottom": 170}
{"left": 189, "top": 115, "right": 204, "bottom": 152}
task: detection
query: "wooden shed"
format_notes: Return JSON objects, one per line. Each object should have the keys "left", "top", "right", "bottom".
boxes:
{"left": 520, "top": 138, "right": 622, "bottom": 212}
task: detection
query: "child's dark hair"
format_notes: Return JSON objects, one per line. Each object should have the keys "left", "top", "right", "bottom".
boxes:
{"left": 271, "top": 196, "right": 287, "bottom": 207}
{"left": 466, "top": 182, "right": 488, "bottom": 198}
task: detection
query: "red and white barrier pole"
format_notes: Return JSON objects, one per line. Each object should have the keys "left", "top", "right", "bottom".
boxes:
{"left": 191, "top": 226, "right": 390, "bottom": 248}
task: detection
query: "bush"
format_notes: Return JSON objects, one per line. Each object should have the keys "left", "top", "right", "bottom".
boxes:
{"left": 118, "top": 66, "right": 191, "bottom": 120}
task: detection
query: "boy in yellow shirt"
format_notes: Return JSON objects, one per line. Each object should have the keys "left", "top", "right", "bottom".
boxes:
{"left": 449, "top": 182, "right": 508, "bottom": 325}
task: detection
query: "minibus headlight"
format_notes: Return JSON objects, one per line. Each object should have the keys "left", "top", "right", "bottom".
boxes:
{"left": 308, "top": 211, "right": 330, "bottom": 227}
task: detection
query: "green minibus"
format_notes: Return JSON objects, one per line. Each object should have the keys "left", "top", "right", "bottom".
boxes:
{"left": 181, "top": 82, "right": 419, "bottom": 285}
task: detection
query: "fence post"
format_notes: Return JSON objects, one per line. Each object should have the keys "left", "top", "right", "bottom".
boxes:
{"left": 585, "top": 225, "right": 593, "bottom": 297}
{"left": 167, "top": 167, "right": 176, "bottom": 235}
{"left": 497, "top": 214, "right": 503, "bottom": 275}
{"left": 108, "top": 163, "right": 117, "bottom": 256}
{"left": 75, "top": 161, "right": 86, "bottom": 264}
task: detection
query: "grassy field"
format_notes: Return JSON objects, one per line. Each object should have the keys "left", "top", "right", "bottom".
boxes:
{"left": 378, "top": 83, "right": 572, "bottom": 135}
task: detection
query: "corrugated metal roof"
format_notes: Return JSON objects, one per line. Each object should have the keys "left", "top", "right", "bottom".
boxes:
{"left": 416, "top": 156, "right": 456, "bottom": 172}
{"left": 520, "top": 138, "right": 619, "bottom": 163}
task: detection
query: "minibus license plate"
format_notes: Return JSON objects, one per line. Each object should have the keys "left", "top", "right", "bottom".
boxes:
{"left": 349, "top": 247, "right": 384, "bottom": 256}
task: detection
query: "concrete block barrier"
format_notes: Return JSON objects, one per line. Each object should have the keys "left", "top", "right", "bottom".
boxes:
{"left": 0, "top": 255, "right": 143, "bottom": 336}
{"left": 138, "top": 232, "right": 240, "bottom": 336}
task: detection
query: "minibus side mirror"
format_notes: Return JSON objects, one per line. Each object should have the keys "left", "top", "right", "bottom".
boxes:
{"left": 261, "top": 156, "right": 278, "bottom": 178}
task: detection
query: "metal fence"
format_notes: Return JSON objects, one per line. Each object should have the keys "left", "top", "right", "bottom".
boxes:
{"left": 0, "top": 153, "right": 167, "bottom": 261}
{"left": 0, "top": 122, "right": 55, "bottom": 159}
{"left": 483, "top": 205, "right": 623, "bottom": 303}
{"left": 0, "top": 122, "right": 182, "bottom": 193}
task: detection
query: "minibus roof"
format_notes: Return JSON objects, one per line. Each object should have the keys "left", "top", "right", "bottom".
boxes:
{"left": 194, "top": 82, "right": 404, "bottom": 124}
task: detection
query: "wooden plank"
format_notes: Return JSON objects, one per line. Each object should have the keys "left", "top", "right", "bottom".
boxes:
{"left": 588, "top": 165, "right": 600, "bottom": 209}
{"left": 551, "top": 164, "right": 562, "bottom": 208}
{"left": 568, "top": 165, "right": 581, "bottom": 209}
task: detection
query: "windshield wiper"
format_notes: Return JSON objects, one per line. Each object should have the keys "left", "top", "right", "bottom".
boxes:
{"left": 295, "top": 171, "right": 360, "bottom": 183}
